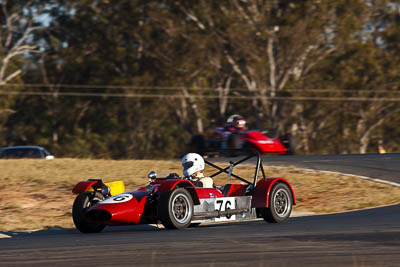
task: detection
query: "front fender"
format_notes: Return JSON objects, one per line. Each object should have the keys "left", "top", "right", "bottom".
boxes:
{"left": 87, "top": 191, "right": 148, "bottom": 225}
{"left": 251, "top": 178, "right": 296, "bottom": 208}
{"left": 157, "top": 179, "right": 200, "bottom": 205}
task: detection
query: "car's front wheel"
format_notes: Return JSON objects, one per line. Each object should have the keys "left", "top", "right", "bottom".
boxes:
{"left": 72, "top": 191, "right": 106, "bottom": 233}
{"left": 260, "top": 183, "right": 292, "bottom": 223}
{"left": 158, "top": 188, "right": 193, "bottom": 229}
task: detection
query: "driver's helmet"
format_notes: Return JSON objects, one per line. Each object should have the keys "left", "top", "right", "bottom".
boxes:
{"left": 182, "top": 153, "right": 205, "bottom": 178}
{"left": 227, "top": 114, "right": 246, "bottom": 129}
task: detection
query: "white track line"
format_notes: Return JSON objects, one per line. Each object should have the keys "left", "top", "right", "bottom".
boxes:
{"left": 296, "top": 168, "right": 400, "bottom": 187}
{"left": 0, "top": 233, "right": 11, "bottom": 238}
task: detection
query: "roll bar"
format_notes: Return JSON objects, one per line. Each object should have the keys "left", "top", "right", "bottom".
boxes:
{"left": 204, "top": 150, "right": 266, "bottom": 186}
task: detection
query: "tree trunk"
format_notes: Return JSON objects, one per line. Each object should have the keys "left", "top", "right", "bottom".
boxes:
{"left": 357, "top": 115, "right": 384, "bottom": 154}
{"left": 183, "top": 88, "right": 203, "bottom": 134}
{"left": 217, "top": 75, "right": 232, "bottom": 117}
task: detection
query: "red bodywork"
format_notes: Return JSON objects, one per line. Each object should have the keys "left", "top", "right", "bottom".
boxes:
{"left": 72, "top": 180, "right": 99, "bottom": 194}
{"left": 89, "top": 191, "right": 148, "bottom": 225}
{"left": 251, "top": 178, "right": 296, "bottom": 208}
{"left": 73, "top": 176, "right": 294, "bottom": 226}
{"left": 74, "top": 179, "right": 225, "bottom": 225}
{"left": 242, "top": 131, "right": 287, "bottom": 155}
{"left": 210, "top": 128, "right": 288, "bottom": 155}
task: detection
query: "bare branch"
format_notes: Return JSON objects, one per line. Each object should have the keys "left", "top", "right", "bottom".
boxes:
{"left": 225, "top": 51, "right": 256, "bottom": 91}
{"left": 0, "top": 70, "right": 22, "bottom": 85}
{"left": 231, "top": 0, "right": 256, "bottom": 28}
{"left": 0, "top": 108, "right": 16, "bottom": 115}
{"left": 175, "top": 3, "right": 206, "bottom": 31}
{"left": 303, "top": 48, "right": 336, "bottom": 76}
{"left": 0, "top": 3, "right": 44, "bottom": 85}
{"left": 11, "top": 26, "right": 43, "bottom": 53}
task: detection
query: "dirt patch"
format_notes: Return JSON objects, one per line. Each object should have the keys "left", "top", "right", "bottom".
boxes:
{"left": 0, "top": 159, "right": 399, "bottom": 231}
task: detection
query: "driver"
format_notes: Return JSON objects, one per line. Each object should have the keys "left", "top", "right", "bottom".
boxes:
{"left": 226, "top": 114, "right": 247, "bottom": 132}
{"left": 182, "top": 153, "right": 214, "bottom": 188}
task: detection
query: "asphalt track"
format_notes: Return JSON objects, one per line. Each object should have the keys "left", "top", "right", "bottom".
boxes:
{"left": 262, "top": 153, "right": 400, "bottom": 184}
{"left": 1, "top": 154, "right": 400, "bottom": 266}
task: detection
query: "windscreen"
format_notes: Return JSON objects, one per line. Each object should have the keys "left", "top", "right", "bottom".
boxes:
{"left": 1, "top": 148, "right": 42, "bottom": 158}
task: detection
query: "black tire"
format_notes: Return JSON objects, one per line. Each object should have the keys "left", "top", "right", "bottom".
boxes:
{"left": 72, "top": 191, "right": 106, "bottom": 233}
{"left": 260, "top": 183, "right": 292, "bottom": 223}
{"left": 227, "top": 133, "right": 243, "bottom": 149}
{"left": 158, "top": 188, "right": 193, "bottom": 229}
{"left": 225, "top": 133, "right": 243, "bottom": 157}
{"left": 280, "top": 133, "right": 296, "bottom": 155}
{"left": 242, "top": 141, "right": 257, "bottom": 154}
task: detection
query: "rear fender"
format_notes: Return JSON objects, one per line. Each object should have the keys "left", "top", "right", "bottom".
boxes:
{"left": 72, "top": 180, "right": 125, "bottom": 196}
{"left": 251, "top": 178, "right": 296, "bottom": 208}
{"left": 72, "top": 180, "right": 99, "bottom": 194}
{"left": 158, "top": 179, "right": 200, "bottom": 205}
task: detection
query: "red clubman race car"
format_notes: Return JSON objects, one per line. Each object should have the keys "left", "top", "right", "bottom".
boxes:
{"left": 71, "top": 152, "right": 295, "bottom": 233}
{"left": 190, "top": 115, "right": 295, "bottom": 156}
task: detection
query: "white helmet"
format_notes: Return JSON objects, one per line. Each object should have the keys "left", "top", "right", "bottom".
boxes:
{"left": 182, "top": 153, "right": 205, "bottom": 177}
{"left": 227, "top": 114, "right": 246, "bottom": 129}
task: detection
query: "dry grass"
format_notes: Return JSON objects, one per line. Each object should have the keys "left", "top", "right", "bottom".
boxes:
{"left": 1, "top": 158, "right": 400, "bottom": 232}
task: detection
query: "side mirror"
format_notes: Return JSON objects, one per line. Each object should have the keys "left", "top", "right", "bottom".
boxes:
{"left": 148, "top": 171, "right": 157, "bottom": 182}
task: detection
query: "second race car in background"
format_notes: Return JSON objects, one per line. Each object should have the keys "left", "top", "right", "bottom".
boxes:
{"left": 189, "top": 115, "right": 295, "bottom": 156}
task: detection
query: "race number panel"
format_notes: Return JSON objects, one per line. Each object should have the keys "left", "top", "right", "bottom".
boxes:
{"left": 214, "top": 197, "right": 236, "bottom": 221}
{"left": 193, "top": 196, "right": 254, "bottom": 223}
{"left": 99, "top": 194, "right": 133, "bottom": 204}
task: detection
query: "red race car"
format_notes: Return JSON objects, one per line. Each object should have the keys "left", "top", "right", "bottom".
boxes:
{"left": 71, "top": 152, "right": 295, "bottom": 233}
{"left": 190, "top": 115, "right": 295, "bottom": 156}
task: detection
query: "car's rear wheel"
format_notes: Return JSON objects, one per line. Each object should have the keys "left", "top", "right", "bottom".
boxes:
{"left": 260, "top": 183, "right": 292, "bottom": 223}
{"left": 72, "top": 191, "right": 106, "bottom": 233}
{"left": 158, "top": 188, "right": 193, "bottom": 229}
{"left": 242, "top": 141, "right": 257, "bottom": 154}
{"left": 225, "top": 133, "right": 244, "bottom": 157}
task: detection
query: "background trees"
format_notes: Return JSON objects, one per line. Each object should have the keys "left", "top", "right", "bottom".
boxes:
{"left": 0, "top": 0, "right": 399, "bottom": 158}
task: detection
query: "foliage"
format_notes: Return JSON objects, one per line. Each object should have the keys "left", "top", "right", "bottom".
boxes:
{"left": 0, "top": 0, "right": 399, "bottom": 158}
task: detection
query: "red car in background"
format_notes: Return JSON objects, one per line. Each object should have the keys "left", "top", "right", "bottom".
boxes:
{"left": 190, "top": 115, "right": 295, "bottom": 156}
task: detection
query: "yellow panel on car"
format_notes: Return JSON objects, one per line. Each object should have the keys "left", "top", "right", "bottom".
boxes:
{"left": 105, "top": 181, "right": 125, "bottom": 196}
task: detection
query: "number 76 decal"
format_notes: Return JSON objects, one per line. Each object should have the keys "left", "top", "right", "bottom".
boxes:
{"left": 215, "top": 197, "right": 236, "bottom": 220}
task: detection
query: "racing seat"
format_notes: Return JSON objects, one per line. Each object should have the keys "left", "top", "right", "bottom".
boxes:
{"left": 191, "top": 180, "right": 204, "bottom": 188}
{"left": 221, "top": 184, "right": 246, "bottom": 197}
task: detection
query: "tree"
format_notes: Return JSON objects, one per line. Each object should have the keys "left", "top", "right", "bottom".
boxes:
{"left": 0, "top": 0, "right": 53, "bottom": 147}
{"left": 0, "top": 0, "right": 49, "bottom": 85}
{"left": 2, "top": 0, "right": 400, "bottom": 157}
